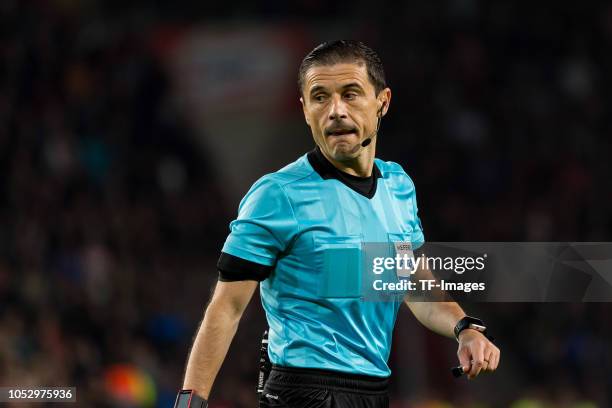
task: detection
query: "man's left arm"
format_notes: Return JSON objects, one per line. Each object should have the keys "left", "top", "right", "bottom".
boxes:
{"left": 404, "top": 264, "right": 500, "bottom": 380}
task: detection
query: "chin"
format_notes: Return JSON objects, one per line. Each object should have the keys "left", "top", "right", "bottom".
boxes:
{"left": 330, "top": 144, "right": 359, "bottom": 161}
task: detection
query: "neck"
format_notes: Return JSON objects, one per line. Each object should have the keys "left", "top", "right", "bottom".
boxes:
{"left": 319, "top": 144, "right": 375, "bottom": 178}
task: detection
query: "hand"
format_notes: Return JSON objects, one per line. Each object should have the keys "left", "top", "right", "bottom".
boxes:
{"left": 457, "top": 329, "right": 500, "bottom": 380}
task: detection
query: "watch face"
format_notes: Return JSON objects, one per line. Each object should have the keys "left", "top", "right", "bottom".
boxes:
{"left": 468, "top": 323, "right": 487, "bottom": 332}
{"left": 455, "top": 317, "right": 486, "bottom": 339}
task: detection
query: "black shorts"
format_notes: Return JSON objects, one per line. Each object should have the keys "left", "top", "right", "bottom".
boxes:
{"left": 259, "top": 365, "right": 389, "bottom": 408}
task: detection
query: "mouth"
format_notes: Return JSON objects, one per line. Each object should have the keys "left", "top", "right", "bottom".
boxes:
{"left": 325, "top": 128, "right": 358, "bottom": 137}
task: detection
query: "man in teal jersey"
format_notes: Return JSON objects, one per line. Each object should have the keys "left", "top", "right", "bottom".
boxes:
{"left": 178, "top": 41, "right": 500, "bottom": 408}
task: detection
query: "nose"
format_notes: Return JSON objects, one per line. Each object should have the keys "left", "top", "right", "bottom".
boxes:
{"left": 328, "top": 95, "right": 348, "bottom": 121}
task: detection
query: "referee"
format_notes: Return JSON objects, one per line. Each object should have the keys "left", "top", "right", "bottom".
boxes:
{"left": 177, "top": 40, "right": 500, "bottom": 408}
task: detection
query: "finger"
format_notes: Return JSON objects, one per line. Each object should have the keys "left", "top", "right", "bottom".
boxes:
{"left": 489, "top": 353, "right": 497, "bottom": 371}
{"left": 490, "top": 347, "right": 500, "bottom": 370}
{"left": 468, "top": 343, "right": 485, "bottom": 379}
{"left": 457, "top": 347, "right": 471, "bottom": 374}
{"left": 483, "top": 348, "right": 493, "bottom": 371}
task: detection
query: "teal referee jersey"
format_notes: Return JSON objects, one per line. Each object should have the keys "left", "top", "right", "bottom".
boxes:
{"left": 218, "top": 147, "right": 425, "bottom": 377}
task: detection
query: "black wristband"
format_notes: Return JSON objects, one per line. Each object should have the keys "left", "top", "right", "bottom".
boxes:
{"left": 174, "top": 390, "right": 208, "bottom": 408}
{"left": 454, "top": 316, "right": 487, "bottom": 340}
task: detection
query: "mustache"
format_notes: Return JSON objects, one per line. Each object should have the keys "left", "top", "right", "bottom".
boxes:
{"left": 324, "top": 123, "right": 358, "bottom": 136}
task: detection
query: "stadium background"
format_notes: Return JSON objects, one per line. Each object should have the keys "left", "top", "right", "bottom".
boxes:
{"left": 1, "top": 1, "right": 611, "bottom": 406}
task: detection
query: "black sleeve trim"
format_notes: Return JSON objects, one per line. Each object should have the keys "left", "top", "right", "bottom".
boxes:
{"left": 217, "top": 252, "right": 274, "bottom": 282}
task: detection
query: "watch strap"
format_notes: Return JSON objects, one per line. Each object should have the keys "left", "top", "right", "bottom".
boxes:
{"left": 454, "top": 316, "right": 487, "bottom": 340}
{"left": 174, "top": 390, "right": 208, "bottom": 408}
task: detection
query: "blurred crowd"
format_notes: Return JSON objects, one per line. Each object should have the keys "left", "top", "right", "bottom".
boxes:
{"left": 0, "top": 1, "right": 611, "bottom": 407}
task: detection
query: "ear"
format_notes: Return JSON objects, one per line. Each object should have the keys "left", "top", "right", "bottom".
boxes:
{"left": 300, "top": 96, "right": 311, "bottom": 127}
{"left": 377, "top": 88, "right": 392, "bottom": 117}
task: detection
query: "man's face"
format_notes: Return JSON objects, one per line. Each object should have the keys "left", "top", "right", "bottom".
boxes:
{"left": 300, "top": 62, "right": 390, "bottom": 162}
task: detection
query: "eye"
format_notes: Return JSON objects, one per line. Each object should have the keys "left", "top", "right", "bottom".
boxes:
{"left": 344, "top": 92, "right": 357, "bottom": 100}
{"left": 313, "top": 94, "right": 327, "bottom": 102}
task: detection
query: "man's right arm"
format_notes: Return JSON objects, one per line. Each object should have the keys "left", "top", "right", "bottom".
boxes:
{"left": 182, "top": 177, "right": 295, "bottom": 401}
{"left": 182, "top": 280, "right": 258, "bottom": 399}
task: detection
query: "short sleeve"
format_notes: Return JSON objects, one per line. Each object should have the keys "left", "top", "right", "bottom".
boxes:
{"left": 406, "top": 174, "right": 425, "bottom": 250}
{"left": 218, "top": 177, "right": 299, "bottom": 281}
{"left": 411, "top": 199, "right": 425, "bottom": 249}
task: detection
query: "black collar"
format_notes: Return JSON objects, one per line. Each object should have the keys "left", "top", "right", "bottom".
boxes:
{"left": 307, "top": 146, "right": 381, "bottom": 199}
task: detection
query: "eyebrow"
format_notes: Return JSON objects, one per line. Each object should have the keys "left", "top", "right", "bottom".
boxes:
{"left": 309, "top": 82, "right": 364, "bottom": 96}
{"left": 309, "top": 85, "right": 327, "bottom": 96}
{"left": 341, "top": 82, "right": 364, "bottom": 91}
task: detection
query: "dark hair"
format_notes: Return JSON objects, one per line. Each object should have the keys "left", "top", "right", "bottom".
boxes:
{"left": 298, "top": 40, "right": 387, "bottom": 97}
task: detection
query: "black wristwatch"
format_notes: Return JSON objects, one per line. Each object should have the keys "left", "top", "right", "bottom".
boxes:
{"left": 174, "top": 390, "right": 208, "bottom": 408}
{"left": 454, "top": 316, "right": 488, "bottom": 341}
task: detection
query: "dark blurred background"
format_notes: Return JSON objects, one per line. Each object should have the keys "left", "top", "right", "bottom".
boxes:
{"left": 1, "top": 0, "right": 611, "bottom": 407}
